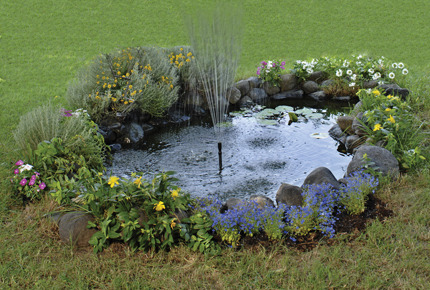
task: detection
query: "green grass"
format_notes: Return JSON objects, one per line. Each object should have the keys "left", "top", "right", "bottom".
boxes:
{"left": 1, "top": 0, "right": 430, "bottom": 288}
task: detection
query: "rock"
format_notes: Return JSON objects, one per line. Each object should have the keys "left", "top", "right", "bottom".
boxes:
{"left": 328, "top": 124, "right": 347, "bottom": 144}
{"left": 320, "top": 79, "right": 335, "bottom": 88}
{"left": 302, "top": 81, "right": 319, "bottom": 94}
{"left": 332, "top": 96, "right": 352, "bottom": 102}
{"left": 271, "top": 89, "right": 304, "bottom": 100}
{"left": 235, "top": 80, "right": 250, "bottom": 96}
{"left": 337, "top": 116, "right": 355, "bottom": 134}
{"left": 351, "top": 101, "right": 363, "bottom": 116}
{"left": 127, "top": 122, "right": 144, "bottom": 143}
{"left": 279, "top": 74, "right": 297, "bottom": 92}
{"left": 363, "top": 80, "right": 378, "bottom": 89}
{"left": 247, "top": 77, "right": 261, "bottom": 89}
{"left": 346, "top": 145, "right": 400, "bottom": 178}
{"left": 174, "top": 209, "right": 189, "bottom": 221}
{"left": 249, "top": 88, "right": 268, "bottom": 103}
{"left": 308, "top": 90, "right": 327, "bottom": 101}
{"left": 276, "top": 183, "right": 303, "bottom": 207}
{"left": 379, "top": 83, "right": 409, "bottom": 99}
{"left": 109, "top": 143, "right": 122, "bottom": 153}
{"left": 345, "top": 135, "right": 365, "bottom": 151}
{"left": 141, "top": 123, "right": 155, "bottom": 134}
{"left": 308, "top": 71, "right": 327, "bottom": 83}
{"left": 220, "top": 197, "right": 243, "bottom": 213}
{"left": 352, "top": 112, "right": 367, "bottom": 136}
{"left": 227, "top": 87, "right": 242, "bottom": 104}
{"left": 238, "top": 95, "right": 253, "bottom": 107}
{"left": 58, "top": 212, "right": 97, "bottom": 247}
{"left": 262, "top": 82, "right": 281, "bottom": 96}
{"left": 249, "top": 195, "right": 275, "bottom": 208}
{"left": 302, "top": 167, "right": 341, "bottom": 189}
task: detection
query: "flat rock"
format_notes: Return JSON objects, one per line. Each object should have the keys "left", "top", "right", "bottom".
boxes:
{"left": 271, "top": 89, "right": 304, "bottom": 100}
{"left": 308, "top": 90, "right": 327, "bottom": 101}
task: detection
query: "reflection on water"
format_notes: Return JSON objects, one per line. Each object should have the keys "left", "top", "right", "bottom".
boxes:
{"left": 108, "top": 106, "right": 352, "bottom": 201}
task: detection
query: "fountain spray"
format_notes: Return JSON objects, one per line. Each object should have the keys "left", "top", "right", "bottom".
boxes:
{"left": 187, "top": 3, "right": 242, "bottom": 172}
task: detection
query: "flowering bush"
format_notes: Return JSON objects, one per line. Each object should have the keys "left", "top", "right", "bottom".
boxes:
{"left": 10, "top": 160, "right": 46, "bottom": 202}
{"left": 357, "top": 89, "right": 427, "bottom": 169}
{"left": 257, "top": 60, "right": 286, "bottom": 87}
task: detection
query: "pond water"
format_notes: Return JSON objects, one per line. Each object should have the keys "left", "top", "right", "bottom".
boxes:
{"left": 108, "top": 101, "right": 353, "bottom": 201}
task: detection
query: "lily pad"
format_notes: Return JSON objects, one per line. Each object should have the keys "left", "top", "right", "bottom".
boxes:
{"left": 275, "top": 105, "right": 294, "bottom": 113}
{"left": 257, "top": 119, "right": 278, "bottom": 126}
{"left": 295, "top": 108, "right": 314, "bottom": 115}
{"left": 255, "top": 108, "right": 280, "bottom": 119}
{"left": 310, "top": 132, "right": 329, "bottom": 139}
{"left": 308, "top": 112, "right": 324, "bottom": 119}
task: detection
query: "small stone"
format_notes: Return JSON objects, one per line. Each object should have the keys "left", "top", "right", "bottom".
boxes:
{"left": 247, "top": 77, "right": 261, "bottom": 89}
{"left": 302, "top": 81, "right": 319, "bottom": 94}
{"left": 276, "top": 184, "right": 303, "bottom": 207}
{"left": 337, "top": 116, "right": 354, "bottom": 134}
{"left": 363, "top": 80, "right": 378, "bottom": 89}
{"left": 220, "top": 197, "right": 243, "bottom": 213}
{"left": 328, "top": 124, "right": 347, "bottom": 144}
{"left": 308, "top": 90, "right": 326, "bottom": 101}
{"left": 127, "top": 123, "right": 144, "bottom": 143}
{"left": 352, "top": 112, "right": 367, "bottom": 136}
{"left": 320, "top": 79, "right": 335, "bottom": 88}
{"left": 302, "top": 167, "right": 341, "bottom": 189}
{"left": 227, "top": 87, "right": 242, "bottom": 104}
{"left": 262, "top": 82, "right": 281, "bottom": 96}
{"left": 249, "top": 88, "right": 268, "bottom": 103}
{"left": 279, "top": 74, "right": 298, "bottom": 92}
{"left": 235, "top": 80, "right": 250, "bottom": 96}
{"left": 271, "top": 89, "right": 304, "bottom": 100}
{"left": 308, "top": 71, "right": 327, "bottom": 83}
{"left": 58, "top": 212, "right": 97, "bottom": 247}
{"left": 249, "top": 195, "right": 275, "bottom": 208}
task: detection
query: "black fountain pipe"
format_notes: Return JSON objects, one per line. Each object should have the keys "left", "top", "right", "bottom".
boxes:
{"left": 218, "top": 142, "right": 222, "bottom": 172}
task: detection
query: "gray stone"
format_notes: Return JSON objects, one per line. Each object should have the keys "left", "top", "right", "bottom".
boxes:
{"left": 276, "top": 183, "right": 303, "bottom": 207}
{"left": 352, "top": 112, "right": 367, "bottom": 136}
{"left": 249, "top": 195, "right": 275, "bottom": 208}
{"left": 351, "top": 101, "right": 363, "bottom": 116}
{"left": 345, "top": 135, "right": 365, "bottom": 151}
{"left": 302, "top": 167, "right": 341, "bottom": 189}
{"left": 379, "top": 83, "right": 409, "bottom": 99}
{"left": 271, "top": 89, "right": 304, "bottom": 100}
{"left": 262, "top": 82, "right": 281, "bottom": 96}
{"left": 302, "top": 81, "right": 319, "bottom": 94}
{"left": 328, "top": 124, "right": 347, "bottom": 144}
{"left": 279, "top": 74, "right": 298, "bottom": 92}
{"left": 234, "top": 80, "right": 250, "bottom": 96}
{"left": 249, "top": 88, "right": 268, "bottom": 103}
{"left": 141, "top": 123, "right": 155, "bottom": 134}
{"left": 247, "top": 77, "right": 261, "bottom": 89}
{"left": 58, "top": 212, "right": 97, "bottom": 247}
{"left": 363, "top": 80, "right": 378, "bottom": 89}
{"left": 238, "top": 95, "right": 253, "bottom": 107}
{"left": 128, "top": 122, "right": 144, "bottom": 143}
{"left": 109, "top": 143, "right": 122, "bottom": 153}
{"left": 226, "top": 87, "right": 242, "bottom": 104}
{"left": 308, "top": 71, "right": 327, "bottom": 83}
{"left": 308, "top": 90, "right": 327, "bottom": 101}
{"left": 220, "top": 197, "right": 243, "bottom": 213}
{"left": 332, "top": 96, "right": 352, "bottom": 102}
{"left": 337, "top": 116, "right": 355, "bottom": 134}
{"left": 321, "top": 79, "right": 335, "bottom": 88}
{"left": 346, "top": 145, "right": 400, "bottom": 178}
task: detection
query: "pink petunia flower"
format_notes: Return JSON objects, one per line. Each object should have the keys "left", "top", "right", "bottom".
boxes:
{"left": 39, "top": 182, "right": 46, "bottom": 190}
{"left": 20, "top": 178, "right": 27, "bottom": 186}
{"left": 29, "top": 179, "right": 35, "bottom": 186}
{"left": 15, "top": 160, "right": 24, "bottom": 166}
{"left": 14, "top": 169, "right": 19, "bottom": 174}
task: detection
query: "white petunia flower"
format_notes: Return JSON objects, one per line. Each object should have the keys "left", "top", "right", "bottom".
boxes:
{"left": 368, "top": 68, "right": 374, "bottom": 74}
{"left": 373, "top": 72, "right": 381, "bottom": 80}
{"left": 347, "top": 70, "right": 353, "bottom": 75}
{"left": 398, "top": 62, "right": 404, "bottom": 69}
{"left": 336, "top": 69, "right": 343, "bottom": 77}
{"left": 19, "top": 164, "right": 33, "bottom": 173}
{"left": 402, "top": 68, "right": 408, "bottom": 75}
{"left": 306, "top": 68, "right": 313, "bottom": 74}
{"left": 351, "top": 74, "right": 357, "bottom": 81}
{"left": 349, "top": 82, "right": 356, "bottom": 87}
{"left": 389, "top": 72, "right": 395, "bottom": 79}
{"left": 356, "top": 61, "right": 362, "bottom": 66}
{"left": 392, "top": 63, "right": 398, "bottom": 69}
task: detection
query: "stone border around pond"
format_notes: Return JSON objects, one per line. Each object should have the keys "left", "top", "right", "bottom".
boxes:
{"left": 56, "top": 74, "right": 407, "bottom": 247}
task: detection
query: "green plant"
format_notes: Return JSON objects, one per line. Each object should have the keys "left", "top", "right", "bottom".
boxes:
{"left": 257, "top": 60, "right": 286, "bottom": 86}
{"left": 9, "top": 160, "right": 47, "bottom": 202}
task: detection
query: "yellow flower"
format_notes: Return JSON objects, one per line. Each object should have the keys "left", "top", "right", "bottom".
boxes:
{"left": 187, "top": 52, "right": 192, "bottom": 57}
{"left": 108, "top": 84, "right": 111, "bottom": 88}
{"left": 372, "top": 89, "right": 381, "bottom": 96}
{"left": 180, "top": 47, "right": 183, "bottom": 51}
{"left": 373, "top": 124, "right": 382, "bottom": 131}
{"left": 170, "top": 219, "right": 176, "bottom": 229}
{"left": 387, "top": 115, "right": 395, "bottom": 123}
{"left": 108, "top": 176, "right": 119, "bottom": 188}
{"left": 385, "top": 108, "right": 391, "bottom": 112}
{"left": 387, "top": 94, "right": 394, "bottom": 99}
{"left": 171, "top": 189, "right": 179, "bottom": 199}
{"left": 134, "top": 176, "right": 142, "bottom": 188}
{"left": 129, "top": 85, "right": 133, "bottom": 89}
{"left": 111, "top": 97, "right": 117, "bottom": 102}
{"left": 154, "top": 201, "right": 165, "bottom": 211}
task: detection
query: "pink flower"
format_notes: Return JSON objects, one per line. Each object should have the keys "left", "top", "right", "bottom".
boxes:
{"left": 14, "top": 169, "right": 19, "bottom": 174}
{"left": 20, "top": 178, "right": 27, "bottom": 186}
{"left": 39, "top": 182, "right": 46, "bottom": 190}
{"left": 29, "top": 179, "right": 35, "bottom": 186}
{"left": 30, "top": 175, "right": 37, "bottom": 181}
{"left": 261, "top": 61, "right": 267, "bottom": 66}
{"left": 281, "top": 61, "right": 286, "bottom": 66}
{"left": 15, "top": 160, "right": 24, "bottom": 166}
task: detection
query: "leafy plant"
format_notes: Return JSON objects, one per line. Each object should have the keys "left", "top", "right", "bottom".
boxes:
{"left": 9, "top": 160, "right": 47, "bottom": 202}
{"left": 257, "top": 60, "right": 286, "bottom": 86}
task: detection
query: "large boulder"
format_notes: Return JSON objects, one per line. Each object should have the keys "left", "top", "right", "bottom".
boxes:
{"left": 247, "top": 77, "right": 261, "bottom": 90}
{"left": 234, "top": 79, "right": 250, "bottom": 96}
{"left": 127, "top": 122, "right": 144, "bottom": 143}
{"left": 337, "top": 116, "right": 355, "bottom": 134}
{"left": 276, "top": 183, "right": 303, "bottom": 207}
{"left": 249, "top": 88, "right": 268, "bottom": 103}
{"left": 226, "top": 87, "right": 242, "bottom": 104}
{"left": 271, "top": 89, "right": 304, "bottom": 100}
{"left": 328, "top": 124, "right": 347, "bottom": 144}
{"left": 302, "top": 167, "right": 341, "bottom": 189}
{"left": 249, "top": 195, "right": 275, "bottom": 208}
{"left": 308, "top": 90, "right": 327, "bottom": 101}
{"left": 58, "top": 212, "right": 97, "bottom": 247}
{"left": 346, "top": 145, "right": 400, "bottom": 178}
{"left": 262, "top": 82, "right": 281, "bottom": 96}
{"left": 279, "top": 74, "right": 298, "bottom": 92}
{"left": 351, "top": 112, "right": 367, "bottom": 136}
{"left": 220, "top": 197, "right": 243, "bottom": 213}
{"left": 302, "top": 80, "right": 319, "bottom": 94}
{"left": 308, "top": 71, "right": 327, "bottom": 83}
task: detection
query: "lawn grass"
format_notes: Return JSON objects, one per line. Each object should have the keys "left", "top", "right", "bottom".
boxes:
{"left": 1, "top": 0, "right": 429, "bottom": 288}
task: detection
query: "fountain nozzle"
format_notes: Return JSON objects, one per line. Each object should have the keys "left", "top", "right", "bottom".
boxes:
{"left": 218, "top": 142, "right": 222, "bottom": 172}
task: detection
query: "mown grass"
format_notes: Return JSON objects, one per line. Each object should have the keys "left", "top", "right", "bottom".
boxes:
{"left": 1, "top": 0, "right": 429, "bottom": 288}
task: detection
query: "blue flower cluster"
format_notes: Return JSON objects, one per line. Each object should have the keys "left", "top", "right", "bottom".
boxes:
{"left": 193, "top": 171, "right": 379, "bottom": 245}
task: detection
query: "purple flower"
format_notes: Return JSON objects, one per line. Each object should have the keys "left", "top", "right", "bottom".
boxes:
{"left": 20, "top": 178, "right": 27, "bottom": 186}
{"left": 34, "top": 171, "right": 40, "bottom": 176}
{"left": 256, "top": 69, "right": 261, "bottom": 75}
{"left": 39, "top": 182, "right": 46, "bottom": 190}
{"left": 30, "top": 175, "right": 37, "bottom": 181}
{"left": 15, "top": 160, "right": 24, "bottom": 166}
{"left": 280, "top": 66, "right": 285, "bottom": 70}
{"left": 61, "top": 108, "right": 73, "bottom": 117}
{"left": 14, "top": 168, "right": 19, "bottom": 175}
{"left": 261, "top": 61, "right": 267, "bottom": 66}
{"left": 29, "top": 179, "right": 35, "bottom": 186}
{"left": 281, "top": 61, "right": 286, "bottom": 66}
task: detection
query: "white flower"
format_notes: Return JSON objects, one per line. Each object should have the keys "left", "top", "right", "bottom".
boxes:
{"left": 368, "top": 68, "right": 374, "bottom": 74}
{"left": 306, "top": 68, "right": 314, "bottom": 74}
{"left": 373, "top": 72, "right": 381, "bottom": 80}
{"left": 378, "top": 58, "right": 384, "bottom": 65}
{"left": 336, "top": 69, "right": 343, "bottom": 77}
{"left": 389, "top": 72, "right": 395, "bottom": 79}
{"left": 392, "top": 63, "right": 398, "bottom": 69}
{"left": 351, "top": 74, "right": 357, "bottom": 81}
{"left": 19, "top": 164, "right": 33, "bottom": 173}
{"left": 349, "top": 82, "right": 356, "bottom": 87}
{"left": 267, "top": 61, "right": 273, "bottom": 69}
{"left": 402, "top": 68, "right": 409, "bottom": 75}
{"left": 342, "top": 60, "right": 349, "bottom": 67}
{"left": 356, "top": 61, "right": 362, "bottom": 66}
{"left": 398, "top": 62, "right": 404, "bottom": 69}
{"left": 296, "top": 60, "right": 302, "bottom": 65}
{"left": 347, "top": 70, "right": 353, "bottom": 75}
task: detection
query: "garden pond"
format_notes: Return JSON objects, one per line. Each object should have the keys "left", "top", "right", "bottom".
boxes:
{"left": 107, "top": 100, "right": 354, "bottom": 201}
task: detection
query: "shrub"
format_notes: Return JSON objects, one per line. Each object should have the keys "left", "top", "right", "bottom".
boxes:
{"left": 256, "top": 60, "right": 286, "bottom": 86}
{"left": 9, "top": 160, "right": 47, "bottom": 202}
{"left": 67, "top": 46, "right": 179, "bottom": 122}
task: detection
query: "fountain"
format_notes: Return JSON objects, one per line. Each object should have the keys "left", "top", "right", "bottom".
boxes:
{"left": 186, "top": 3, "right": 242, "bottom": 172}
